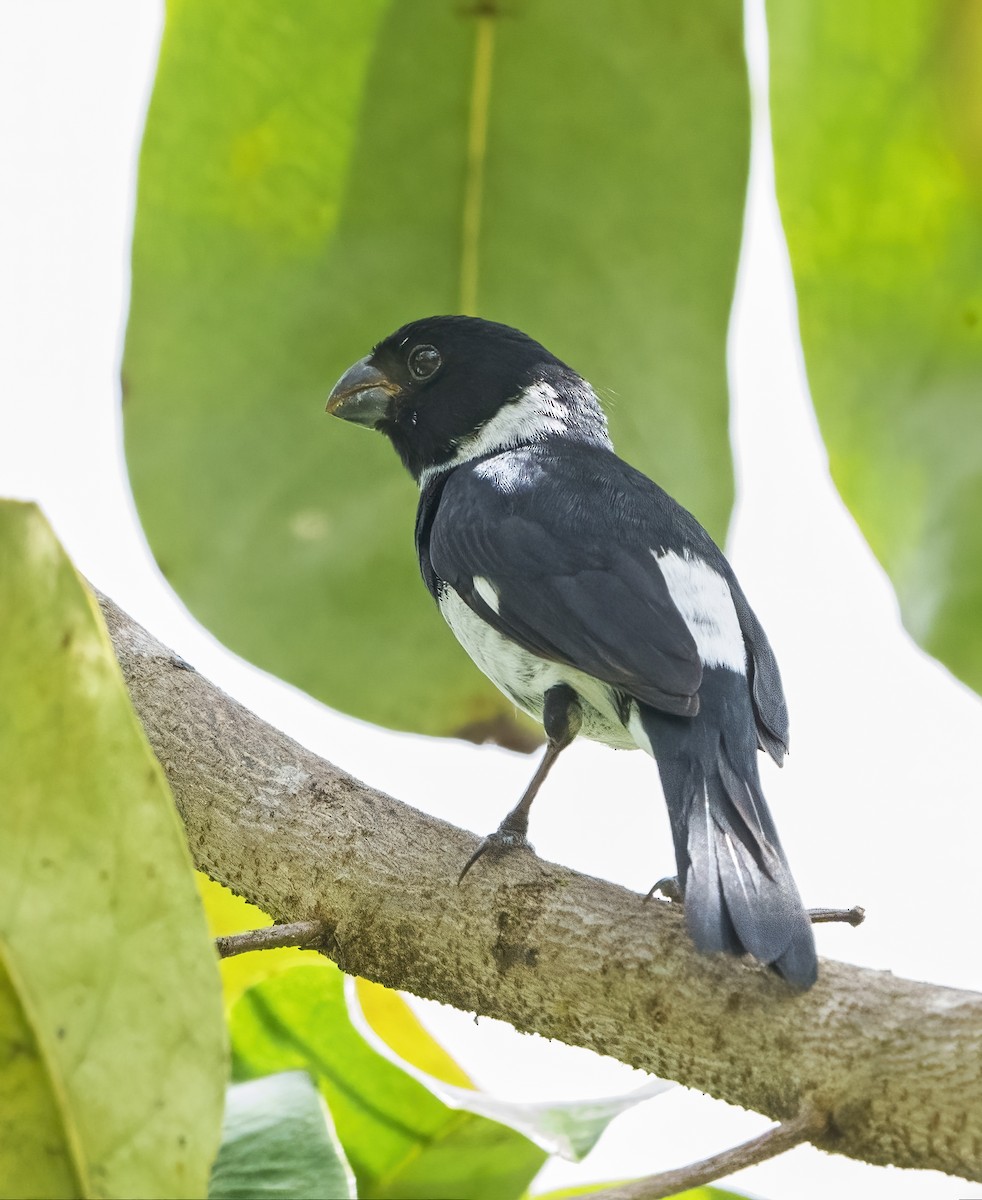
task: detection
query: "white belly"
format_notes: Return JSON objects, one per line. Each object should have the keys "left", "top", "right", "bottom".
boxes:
{"left": 437, "top": 586, "right": 638, "bottom": 750}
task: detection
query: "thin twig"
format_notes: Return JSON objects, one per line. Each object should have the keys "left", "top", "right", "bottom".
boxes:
{"left": 585, "top": 1107, "right": 829, "bottom": 1200}
{"left": 215, "top": 920, "right": 327, "bottom": 959}
{"left": 647, "top": 885, "right": 866, "bottom": 930}
{"left": 808, "top": 905, "right": 866, "bottom": 927}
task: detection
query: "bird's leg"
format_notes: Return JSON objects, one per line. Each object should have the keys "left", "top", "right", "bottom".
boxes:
{"left": 459, "top": 684, "right": 581, "bottom": 882}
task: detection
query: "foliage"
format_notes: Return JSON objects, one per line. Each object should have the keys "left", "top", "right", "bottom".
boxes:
{"left": 0, "top": 501, "right": 226, "bottom": 1199}
{"left": 229, "top": 963, "right": 547, "bottom": 1199}
{"left": 769, "top": 0, "right": 982, "bottom": 695}
{"left": 198, "top": 882, "right": 673, "bottom": 1200}
{"left": 535, "top": 1188, "right": 746, "bottom": 1200}
{"left": 208, "top": 1072, "right": 355, "bottom": 1200}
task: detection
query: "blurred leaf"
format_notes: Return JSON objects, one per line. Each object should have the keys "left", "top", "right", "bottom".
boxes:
{"left": 198, "top": 872, "right": 328, "bottom": 1011}
{"left": 0, "top": 501, "right": 226, "bottom": 1199}
{"left": 353, "top": 979, "right": 671, "bottom": 1160}
{"left": 124, "top": 0, "right": 748, "bottom": 740}
{"left": 209, "top": 1072, "right": 354, "bottom": 1200}
{"left": 0, "top": 965, "right": 79, "bottom": 1197}
{"left": 355, "top": 977, "right": 475, "bottom": 1089}
{"left": 769, "top": 0, "right": 982, "bottom": 695}
{"left": 230, "top": 964, "right": 545, "bottom": 1199}
{"left": 501, "top": 1080, "right": 673, "bottom": 1163}
{"left": 535, "top": 1187, "right": 748, "bottom": 1199}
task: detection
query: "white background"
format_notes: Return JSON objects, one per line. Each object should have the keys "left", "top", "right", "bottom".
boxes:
{"left": 2, "top": 3, "right": 979, "bottom": 1197}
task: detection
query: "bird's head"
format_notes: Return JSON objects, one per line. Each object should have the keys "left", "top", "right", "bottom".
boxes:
{"left": 326, "top": 315, "right": 610, "bottom": 482}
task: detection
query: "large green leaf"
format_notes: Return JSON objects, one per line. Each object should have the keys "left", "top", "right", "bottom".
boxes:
{"left": 0, "top": 501, "right": 226, "bottom": 1198}
{"left": 229, "top": 964, "right": 547, "bottom": 1199}
{"left": 535, "top": 1187, "right": 748, "bottom": 1199}
{"left": 352, "top": 977, "right": 671, "bottom": 1162}
{"left": 355, "top": 976, "right": 476, "bottom": 1089}
{"left": 124, "top": 0, "right": 748, "bottom": 740}
{"left": 769, "top": 1, "right": 982, "bottom": 694}
{"left": 209, "top": 1072, "right": 354, "bottom": 1200}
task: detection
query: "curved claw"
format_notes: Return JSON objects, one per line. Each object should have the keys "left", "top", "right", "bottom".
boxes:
{"left": 645, "top": 875, "right": 684, "bottom": 904}
{"left": 458, "top": 829, "right": 535, "bottom": 883}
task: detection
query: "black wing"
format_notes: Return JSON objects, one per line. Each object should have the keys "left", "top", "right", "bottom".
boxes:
{"left": 423, "top": 445, "right": 706, "bottom": 717}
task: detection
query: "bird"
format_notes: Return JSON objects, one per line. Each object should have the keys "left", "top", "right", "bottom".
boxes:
{"left": 326, "top": 315, "right": 817, "bottom": 989}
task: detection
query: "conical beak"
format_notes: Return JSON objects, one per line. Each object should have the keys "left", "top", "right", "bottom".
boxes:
{"left": 326, "top": 356, "right": 399, "bottom": 427}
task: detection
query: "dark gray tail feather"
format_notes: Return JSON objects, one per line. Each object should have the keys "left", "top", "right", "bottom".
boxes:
{"left": 641, "top": 700, "right": 817, "bottom": 990}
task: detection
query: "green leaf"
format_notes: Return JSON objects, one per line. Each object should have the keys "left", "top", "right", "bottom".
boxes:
{"left": 769, "top": 1, "right": 982, "bottom": 695}
{"left": 353, "top": 978, "right": 671, "bottom": 1161}
{"left": 535, "top": 1187, "right": 748, "bottom": 1200}
{"left": 502, "top": 1082, "right": 673, "bottom": 1163}
{"left": 209, "top": 1072, "right": 354, "bottom": 1200}
{"left": 0, "top": 501, "right": 227, "bottom": 1198}
{"left": 0, "top": 964, "right": 79, "bottom": 1197}
{"left": 355, "top": 977, "right": 476, "bottom": 1090}
{"left": 230, "top": 964, "right": 546, "bottom": 1200}
{"left": 124, "top": 0, "right": 748, "bottom": 739}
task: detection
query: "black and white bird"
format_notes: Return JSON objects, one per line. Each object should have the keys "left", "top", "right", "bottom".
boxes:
{"left": 327, "top": 315, "right": 817, "bottom": 989}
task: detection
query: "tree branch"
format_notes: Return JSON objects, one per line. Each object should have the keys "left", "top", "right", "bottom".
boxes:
{"left": 95, "top": 589, "right": 982, "bottom": 1183}
{"left": 807, "top": 905, "right": 866, "bottom": 926}
{"left": 587, "top": 1106, "right": 828, "bottom": 1200}
{"left": 215, "top": 920, "right": 327, "bottom": 958}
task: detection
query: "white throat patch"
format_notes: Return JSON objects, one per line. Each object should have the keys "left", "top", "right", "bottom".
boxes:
{"left": 418, "top": 380, "right": 611, "bottom": 490}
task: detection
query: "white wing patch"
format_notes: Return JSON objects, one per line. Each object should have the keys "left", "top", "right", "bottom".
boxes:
{"left": 654, "top": 550, "right": 746, "bottom": 673}
{"left": 472, "top": 575, "right": 500, "bottom": 613}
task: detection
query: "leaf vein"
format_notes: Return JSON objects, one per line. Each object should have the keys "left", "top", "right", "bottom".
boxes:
{"left": 459, "top": 13, "right": 496, "bottom": 316}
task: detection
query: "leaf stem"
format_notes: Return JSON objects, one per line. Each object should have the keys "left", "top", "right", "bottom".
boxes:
{"left": 459, "top": 13, "right": 496, "bottom": 316}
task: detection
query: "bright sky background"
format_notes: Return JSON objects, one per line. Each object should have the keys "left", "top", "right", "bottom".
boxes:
{"left": 2, "top": 3, "right": 979, "bottom": 1198}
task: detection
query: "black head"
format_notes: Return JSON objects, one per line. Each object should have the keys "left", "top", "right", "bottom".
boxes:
{"left": 326, "top": 315, "right": 609, "bottom": 480}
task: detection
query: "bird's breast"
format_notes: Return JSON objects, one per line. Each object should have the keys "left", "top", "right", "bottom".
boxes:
{"left": 436, "top": 582, "right": 638, "bottom": 750}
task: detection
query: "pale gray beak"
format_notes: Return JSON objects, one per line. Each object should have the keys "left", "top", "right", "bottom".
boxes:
{"left": 326, "top": 356, "right": 399, "bottom": 427}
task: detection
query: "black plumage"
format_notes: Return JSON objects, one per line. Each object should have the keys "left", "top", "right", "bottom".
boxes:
{"left": 327, "top": 315, "right": 817, "bottom": 989}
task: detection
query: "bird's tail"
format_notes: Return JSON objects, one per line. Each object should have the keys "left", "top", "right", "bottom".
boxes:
{"left": 639, "top": 689, "right": 817, "bottom": 989}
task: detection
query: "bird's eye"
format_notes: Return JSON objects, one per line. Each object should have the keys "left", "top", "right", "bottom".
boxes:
{"left": 408, "top": 344, "right": 442, "bottom": 380}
